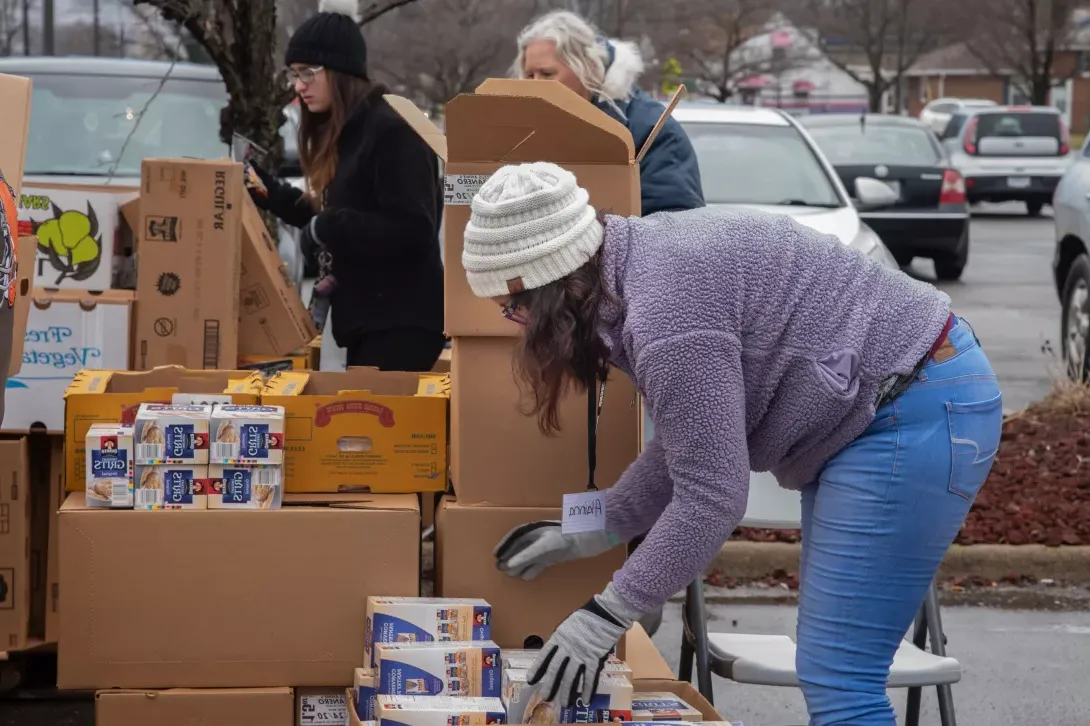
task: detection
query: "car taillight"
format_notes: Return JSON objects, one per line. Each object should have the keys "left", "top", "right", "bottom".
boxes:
{"left": 940, "top": 169, "right": 967, "bottom": 205}
{"left": 1059, "top": 118, "right": 1070, "bottom": 155}
{"left": 963, "top": 117, "right": 979, "bottom": 155}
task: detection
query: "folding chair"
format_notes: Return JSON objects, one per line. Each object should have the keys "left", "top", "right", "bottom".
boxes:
{"left": 679, "top": 473, "right": 961, "bottom": 726}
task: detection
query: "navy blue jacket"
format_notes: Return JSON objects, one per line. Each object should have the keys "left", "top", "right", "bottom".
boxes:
{"left": 594, "top": 90, "right": 705, "bottom": 216}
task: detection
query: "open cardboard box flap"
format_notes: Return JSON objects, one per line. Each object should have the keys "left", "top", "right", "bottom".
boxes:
{"left": 65, "top": 366, "right": 263, "bottom": 397}
{"left": 631, "top": 678, "right": 724, "bottom": 721}
{"left": 283, "top": 492, "right": 420, "bottom": 511}
{"left": 264, "top": 369, "right": 433, "bottom": 397}
{"left": 31, "top": 287, "right": 134, "bottom": 310}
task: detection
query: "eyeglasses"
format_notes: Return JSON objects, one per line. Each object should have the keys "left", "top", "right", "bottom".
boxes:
{"left": 286, "top": 66, "right": 325, "bottom": 87}
{"left": 501, "top": 302, "right": 528, "bottom": 325}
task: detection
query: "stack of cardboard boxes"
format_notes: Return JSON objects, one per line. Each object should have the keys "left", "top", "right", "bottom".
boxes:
{"left": 390, "top": 80, "right": 664, "bottom": 649}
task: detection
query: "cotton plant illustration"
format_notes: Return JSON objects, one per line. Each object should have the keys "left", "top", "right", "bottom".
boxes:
{"left": 33, "top": 202, "right": 101, "bottom": 284}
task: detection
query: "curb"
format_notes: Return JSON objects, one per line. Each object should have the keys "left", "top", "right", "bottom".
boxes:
{"left": 710, "top": 542, "right": 1090, "bottom": 584}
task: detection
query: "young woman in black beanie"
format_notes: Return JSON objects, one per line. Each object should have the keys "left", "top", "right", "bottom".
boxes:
{"left": 247, "top": 0, "right": 445, "bottom": 372}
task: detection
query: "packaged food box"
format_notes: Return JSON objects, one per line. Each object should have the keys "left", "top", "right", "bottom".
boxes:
{"left": 375, "top": 695, "right": 506, "bottom": 726}
{"left": 366, "top": 597, "right": 492, "bottom": 668}
{"left": 210, "top": 404, "right": 285, "bottom": 465}
{"left": 133, "top": 403, "right": 212, "bottom": 465}
{"left": 630, "top": 692, "right": 702, "bottom": 722}
{"left": 297, "top": 687, "right": 348, "bottom": 726}
{"left": 208, "top": 464, "right": 283, "bottom": 510}
{"left": 504, "top": 669, "right": 632, "bottom": 723}
{"left": 355, "top": 668, "right": 378, "bottom": 721}
{"left": 133, "top": 464, "right": 209, "bottom": 509}
{"left": 377, "top": 641, "right": 501, "bottom": 698}
{"left": 502, "top": 650, "right": 632, "bottom": 680}
{"left": 85, "top": 423, "right": 134, "bottom": 508}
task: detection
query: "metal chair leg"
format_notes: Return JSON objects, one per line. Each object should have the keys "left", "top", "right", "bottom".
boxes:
{"left": 904, "top": 601, "right": 929, "bottom": 726}
{"left": 923, "top": 584, "right": 957, "bottom": 726}
{"left": 685, "top": 579, "right": 715, "bottom": 704}
{"left": 678, "top": 590, "right": 695, "bottom": 685}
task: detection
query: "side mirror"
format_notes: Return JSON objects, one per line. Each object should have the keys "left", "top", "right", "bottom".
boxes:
{"left": 854, "top": 177, "right": 899, "bottom": 208}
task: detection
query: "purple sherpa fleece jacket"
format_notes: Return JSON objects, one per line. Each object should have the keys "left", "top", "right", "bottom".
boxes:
{"left": 597, "top": 208, "right": 951, "bottom": 615}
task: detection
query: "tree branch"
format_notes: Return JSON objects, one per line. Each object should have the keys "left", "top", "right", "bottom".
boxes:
{"left": 358, "top": 0, "right": 419, "bottom": 25}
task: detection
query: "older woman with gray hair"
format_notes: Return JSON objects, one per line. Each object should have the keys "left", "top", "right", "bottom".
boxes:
{"left": 513, "top": 9, "right": 704, "bottom": 216}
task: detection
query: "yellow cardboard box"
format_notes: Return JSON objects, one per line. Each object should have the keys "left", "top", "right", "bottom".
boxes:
{"left": 262, "top": 369, "right": 449, "bottom": 493}
{"left": 64, "top": 366, "right": 263, "bottom": 491}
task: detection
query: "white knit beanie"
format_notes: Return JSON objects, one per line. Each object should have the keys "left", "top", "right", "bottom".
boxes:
{"left": 462, "top": 162, "right": 603, "bottom": 298}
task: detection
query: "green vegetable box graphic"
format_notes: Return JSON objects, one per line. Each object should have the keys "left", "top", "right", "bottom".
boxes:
{"left": 31, "top": 201, "right": 101, "bottom": 284}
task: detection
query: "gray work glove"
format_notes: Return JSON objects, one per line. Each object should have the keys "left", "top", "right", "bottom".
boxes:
{"left": 493, "top": 520, "right": 622, "bottom": 581}
{"left": 529, "top": 583, "right": 644, "bottom": 707}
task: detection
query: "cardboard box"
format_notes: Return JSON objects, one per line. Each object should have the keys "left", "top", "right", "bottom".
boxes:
{"left": 16, "top": 183, "right": 139, "bottom": 291}
{"left": 296, "top": 687, "right": 349, "bottom": 726}
{"left": 624, "top": 624, "right": 674, "bottom": 681}
{"left": 2, "top": 288, "right": 133, "bottom": 434}
{"left": 27, "top": 433, "right": 52, "bottom": 641}
{"left": 435, "top": 498, "right": 623, "bottom": 650}
{"left": 387, "top": 79, "right": 663, "bottom": 337}
{"left": 135, "top": 158, "right": 243, "bottom": 370}
{"left": 347, "top": 688, "right": 367, "bottom": 726}
{"left": 95, "top": 687, "right": 294, "bottom": 726}
{"left": 239, "top": 348, "right": 317, "bottom": 376}
{"left": 629, "top": 679, "right": 724, "bottom": 722}
{"left": 0, "top": 438, "right": 29, "bottom": 651}
{"left": 64, "top": 367, "right": 263, "bottom": 493}
{"left": 263, "top": 370, "right": 449, "bottom": 493}
{"left": 451, "top": 338, "right": 639, "bottom": 506}
{"left": 0, "top": 73, "right": 31, "bottom": 199}
{"left": 239, "top": 195, "right": 317, "bottom": 356}
{"left": 45, "top": 436, "right": 62, "bottom": 643}
{"left": 9, "top": 235, "right": 36, "bottom": 377}
{"left": 59, "top": 492, "right": 421, "bottom": 689}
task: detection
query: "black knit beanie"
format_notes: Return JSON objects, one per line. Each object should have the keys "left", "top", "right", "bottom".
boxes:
{"left": 285, "top": 0, "right": 368, "bottom": 79}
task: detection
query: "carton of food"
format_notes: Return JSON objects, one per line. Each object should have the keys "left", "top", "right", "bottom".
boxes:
{"left": 133, "top": 403, "right": 212, "bottom": 465}
{"left": 365, "top": 597, "right": 492, "bottom": 668}
{"left": 84, "top": 423, "right": 134, "bottom": 508}
{"left": 376, "top": 641, "right": 501, "bottom": 698}
{"left": 630, "top": 692, "right": 702, "bottom": 722}
{"left": 208, "top": 464, "right": 283, "bottom": 510}
{"left": 375, "top": 695, "right": 506, "bottom": 726}
{"left": 502, "top": 650, "right": 632, "bottom": 680}
{"left": 210, "top": 404, "right": 285, "bottom": 465}
{"left": 504, "top": 670, "right": 632, "bottom": 723}
{"left": 298, "top": 687, "right": 349, "bottom": 726}
{"left": 133, "top": 464, "right": 209, "bottom": 509}
{"left": 355, "top": 667, "right": 378, "bottom": 721}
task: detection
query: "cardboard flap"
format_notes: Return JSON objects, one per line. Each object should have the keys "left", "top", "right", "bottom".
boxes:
{"left": 384, "top": 95, "right": 448, "bottom": 162}
{"left": 266, "top": 369, "right": 426, "bottom": 397}
{"left": 445, "top": 93, "right": 633, "bottom": 164}
{"left": 67, "top": 366, "right": 261, "bottom": 395}
{"left": 635, "top": 85, "right": 686, "bottom": 164}
{"left": 284, "top": 492, "right": 420, "bottom": 511}
{"left": 631, "top": 679, "right": 723, "bottom": 721}
{"left": 30, "top": 287, "right": 134, "bottom": 311}
{"left": 8, "top": 236, "right": 36, "bottom": 377}
{"left": 0, "top": 73, "right": 32, "bottom": 198}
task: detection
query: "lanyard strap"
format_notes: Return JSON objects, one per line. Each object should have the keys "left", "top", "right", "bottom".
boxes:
{"left": 586, "top": 378, "right": 607, "bottom": 491}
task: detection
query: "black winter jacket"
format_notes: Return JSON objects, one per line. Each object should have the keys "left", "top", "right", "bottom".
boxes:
{"left": 259, "top": 86, "right": 444, "bottom": 347}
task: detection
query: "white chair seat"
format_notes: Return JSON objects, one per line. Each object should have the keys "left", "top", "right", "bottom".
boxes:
{"left": 707, "top": 632, "right": 962, "bottom": 688}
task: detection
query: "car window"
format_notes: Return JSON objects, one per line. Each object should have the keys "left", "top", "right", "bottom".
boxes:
{"left": 23, "top": 72, "right": 228, "bottom": 177}
{"left": 975, "top": 111, "right": 1060, "bottom": 139}
{"left": 807, "top": 124, "right": 942, "bottom": 166}
{"left": 680, "top": 122, "right": 842, "bottom": 207}
{"left": 929, "top": 103, "right": 957, "bottom": 114}
{"left": 941, "top": 114, "right": 967, "bottom": 139}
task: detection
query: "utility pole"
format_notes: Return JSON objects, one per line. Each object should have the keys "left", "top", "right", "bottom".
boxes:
{"left": 94, "top": 0, "right": 101, "bottom": 55}
{"left": 42, "top": 0, "right": 54, "bottom": 55}
{"left": 21, "top": 0, "right": 29, "bottom": 54}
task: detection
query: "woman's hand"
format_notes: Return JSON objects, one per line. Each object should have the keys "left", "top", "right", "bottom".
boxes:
{"left": 528, "top": 583, "right": 643, "bottom": 707}
{"left": 243, "top": 162, "right": 276, "bottom": 210}
{"left": 493, "top": 521, "right": 621, "bottom": 580}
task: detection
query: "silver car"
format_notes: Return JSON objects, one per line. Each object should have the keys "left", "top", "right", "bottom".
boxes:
{"left": 940, "top": 104, "right": 1074, "bottom": 216}
{"left": 1051, "top": 137, "right": 1090, "bottom": 379}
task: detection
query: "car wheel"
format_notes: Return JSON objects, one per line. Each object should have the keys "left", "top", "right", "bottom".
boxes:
{"left": 1027, "top": 201, "right": 1044, "bottom": 216}
{"left": 1061, "top": 254, "right": 1090, "bottom": 381}
{"left": 934, "top": 256, "right": 966, "bottom": 281}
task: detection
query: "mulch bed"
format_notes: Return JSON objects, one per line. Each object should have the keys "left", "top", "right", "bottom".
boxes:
{"left": 730, "top": 390, "right": 1090, "bottom": 547}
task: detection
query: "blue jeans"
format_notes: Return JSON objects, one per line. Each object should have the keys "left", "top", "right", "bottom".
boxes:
{"left": 796, "top": 318, "right": 1002, "bottom": 726}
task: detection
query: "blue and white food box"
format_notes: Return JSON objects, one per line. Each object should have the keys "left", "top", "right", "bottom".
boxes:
{"left": 365, "top": 597, "right": 492, "bottom": 668}
{"left": 85, "top": 423, "right": 134, "bottom": 508}
{"left": 133, "top": 403, "right": 212, "bottom": 465}
{"left": 630, "top": 692, "right": 702, "bottom": 721}
{"left": 502, "top": 650, "right": 633, "bottom": 680}
{"left": 375, "top": 695, "right": 506, "bottom": 726}
{"left": 503, "top": 669, "right": 632, "bottom": 723}
{"left": 133, "top": 464, "right": 208, "bottom": 510}
{"left": 377, "top": 641, "right": 501, "bottom": 698}
{"left": 208, "top": 464, "right": 283, "bottom": 509}
{"left": 355, "top": 668, "right": 378, "bottom": 721}
{"left": 210, "top": 404, "right": 285, "bottom": 465}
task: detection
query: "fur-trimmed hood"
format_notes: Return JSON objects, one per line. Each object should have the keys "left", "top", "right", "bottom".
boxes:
{"left": 599, "top": 38, "right": 645, "bottom": 101}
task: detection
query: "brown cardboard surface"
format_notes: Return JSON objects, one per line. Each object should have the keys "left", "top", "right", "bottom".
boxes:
{"left": 238, "top": 194, "right": 317, "bottom": 356}
{"left": 26, "top": 434, "right": 51, "bottom": 641}
{"left": 135, "top": 159, "right": 243, "bottom": 370}
{"left": 0, "top": 73, "right": 32, "bottom": 198}
{"left": 625, "top": 624, "right": 675, "bottom": 680}
{"left": 435, "top": 498, "right": 623, "bottom": 649}
{"left": 59, "top": 493, "right": 420, "bottom": 689}
{"left": 45, "top": 436, "right": 62, "bottom": 643}
{"left": 451, "top": 338, "right": 639, "bottom": 506}
{"left": 9, "top": 235, "right": 36, "bottom": 377}
{"left": 0, "top": 438, "right": 29, "bottom": 651}
{"left": 347, "top": 688, "right": 364, "bottom": 726}
{"left": 387, "top": 80, "right": 644, "bottom": 337}
{"left": 630, "top": 679, "right": 724, "bottom": 721}
{"left": 63, "top": 367, "right": 263, "bottom": 492}
{"left": 95, "top": 687, "right": 294, "bottom": 726}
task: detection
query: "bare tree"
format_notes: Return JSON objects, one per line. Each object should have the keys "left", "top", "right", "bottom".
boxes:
{"left": 0, "top": 0, "right": 21, "bottom": 55}
{"left": 801, "top": 0, "right": 943, "bottom": 112}
{"left": 133, "top": 0, "right": 419, "bottom": 165}
{"left": 55, "top": 20, "right": 127, "bottom": 56}
{"left": 961, "top": 0, "right": 1080, "bottom": 105}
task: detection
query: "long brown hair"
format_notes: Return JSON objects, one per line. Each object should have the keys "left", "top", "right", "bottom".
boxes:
{"left": 297, "top": 69, "right": 374, "bottom": 206}
{"left": 511, "top": 249, "right": 614, "bottom": 435}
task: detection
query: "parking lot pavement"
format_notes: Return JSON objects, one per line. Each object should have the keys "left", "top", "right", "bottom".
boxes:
{"left": 653, "top": 601, "right": 1090, "bottom": 726}
{"left": 907, "top": 202, "right": 1061, "bottom": 413}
